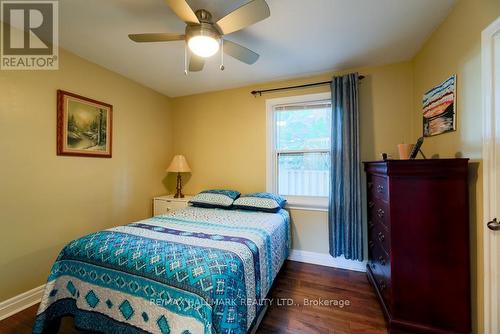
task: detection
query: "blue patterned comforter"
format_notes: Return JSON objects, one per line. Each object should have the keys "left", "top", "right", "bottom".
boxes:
{"left": 33, "top": 207, "right": 289, "bottom": 334}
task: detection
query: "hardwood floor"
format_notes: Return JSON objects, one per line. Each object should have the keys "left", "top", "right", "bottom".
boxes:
{"left": 256, "top": 261, "right": 388, "bottom": 333}
{"left": 0, "top": 261, "right": 387, "bottom": 334}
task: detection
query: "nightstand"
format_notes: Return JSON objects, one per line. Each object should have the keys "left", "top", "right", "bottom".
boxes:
{"left": 153, "top": 195, "right": 193, "bottom": 216}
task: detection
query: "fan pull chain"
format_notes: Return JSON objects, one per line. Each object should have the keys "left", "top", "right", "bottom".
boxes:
{"left": 220, "top": 39, "right": 225, "bottom": 71}
{"left": 184, "top": 42, "right": 188, "bottom": 75}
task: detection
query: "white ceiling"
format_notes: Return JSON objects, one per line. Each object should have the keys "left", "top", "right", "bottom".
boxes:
{"left": 59, "top": 0, "right": 456, "bottom": 97}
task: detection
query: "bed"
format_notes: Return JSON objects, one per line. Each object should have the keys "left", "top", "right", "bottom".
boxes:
{"left": 32, "top": 206, "right": 290, "bottom": 334}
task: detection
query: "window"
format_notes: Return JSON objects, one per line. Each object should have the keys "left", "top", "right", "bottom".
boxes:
{"left": 266, "top": 93, "right": 331, "bottom": 210}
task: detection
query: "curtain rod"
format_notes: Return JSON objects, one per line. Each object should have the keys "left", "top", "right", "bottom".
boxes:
{"left": 250, "top": 75, "right": 365, "bottom": 97}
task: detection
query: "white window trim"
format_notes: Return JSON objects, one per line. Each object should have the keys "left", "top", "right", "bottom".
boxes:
{"left": 266, "top": 92, "right": 331, "bottom": 211}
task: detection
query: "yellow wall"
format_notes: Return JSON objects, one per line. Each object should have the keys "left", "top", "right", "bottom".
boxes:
{"left": 0, "top": 49, "right": 173, "bottom": 301}
{"left": 171, "top": 61, "right": 414, "bottom": 253}
{"left": 411, "top": 0, "right": 500, "bottom": 332}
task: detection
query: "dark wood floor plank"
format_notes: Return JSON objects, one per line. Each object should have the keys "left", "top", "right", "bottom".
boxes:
{"left": 0, "top": 261, "right": 387, "bottom": 334}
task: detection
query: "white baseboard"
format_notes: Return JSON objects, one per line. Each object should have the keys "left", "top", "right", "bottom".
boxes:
{"left": 0, "top": 284, "right": 45, "bottom": 321}
{"left": 288, "top": 249, "right": 366, "bottom": 272}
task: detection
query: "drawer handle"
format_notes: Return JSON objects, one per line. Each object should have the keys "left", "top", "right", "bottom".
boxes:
{"left": 377, "top": 208, "right": 385, "bottom": 218}
{"left": 378, "top": 255, "right": 386, "bottom": 266}
{"left": 377, "top": 185, "right": 384, "bottom": 193}
{"left": 369, "top": 201, "right": 375, "bottom": 209}
{"left": 377, "top": 232, "right": 385, "bottom": 242}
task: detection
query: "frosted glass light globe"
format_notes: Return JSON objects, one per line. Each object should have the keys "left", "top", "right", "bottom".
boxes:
{"left": 188, "top": 36, "right": 219, "bottom": 58}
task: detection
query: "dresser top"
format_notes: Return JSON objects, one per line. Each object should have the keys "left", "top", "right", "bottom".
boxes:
{"left": 154, "top": 194, "right": 193, "bottom": 202}
{"left": 363, "top": 158, "right": 469, "bottom": 163}
{"left": 364, "top": 158, "right": 469, "bottom": 177}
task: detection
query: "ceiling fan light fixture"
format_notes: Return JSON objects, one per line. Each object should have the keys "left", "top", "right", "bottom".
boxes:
{"left": 188, "top": 35, "right": 219, "bottom": 58}
{"left": 129, "top": 0, "right": 269, "bottom": 71}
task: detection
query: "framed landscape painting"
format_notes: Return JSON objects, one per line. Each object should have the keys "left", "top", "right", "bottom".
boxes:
{"left": 57, "top": 90, "right": 113, "bottom": 158}
{"left": 422, "top": 75, "right": 457, "bottom": 137}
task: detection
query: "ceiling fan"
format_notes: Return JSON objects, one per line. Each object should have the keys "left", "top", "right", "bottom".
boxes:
{"left": 128, "top": 0, "right": 270, "bottom": 73}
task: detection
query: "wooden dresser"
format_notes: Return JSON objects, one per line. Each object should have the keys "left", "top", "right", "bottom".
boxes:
{"left": 364, "top": 159, "right": 470, "bottom": 334}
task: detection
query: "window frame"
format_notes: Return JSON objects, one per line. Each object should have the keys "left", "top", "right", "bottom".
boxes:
{"left": 266, "top": 92, "right": 331, "bottom": 211}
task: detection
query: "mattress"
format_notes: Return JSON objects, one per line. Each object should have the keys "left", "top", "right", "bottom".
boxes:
{"left": 32, "top": 206, "right": 290, "bottom": 334}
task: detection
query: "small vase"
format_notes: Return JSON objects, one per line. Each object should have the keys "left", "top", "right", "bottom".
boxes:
{"left": 398, "top": 144, "right": 414, "bottom": 160}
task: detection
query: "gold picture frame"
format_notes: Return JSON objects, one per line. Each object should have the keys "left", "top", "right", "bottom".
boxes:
{"left": 57, "top": 90, "right": 113, "bottom": 158}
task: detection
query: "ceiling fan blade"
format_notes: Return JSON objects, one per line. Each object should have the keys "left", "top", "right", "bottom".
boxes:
{"left": 223, "top": 40, "right": 259, "bottom": 65}
{"left": 128, "top": 33, "right": 185, "bottom": 43}
{"left": 165, "top": 0, "right": 199, "bottom": 24}
{"left": 189, "top": 54, "right": 205, "bottom": 72}
{"left": 216, "top": 0, "right": 270, "bottom": 35}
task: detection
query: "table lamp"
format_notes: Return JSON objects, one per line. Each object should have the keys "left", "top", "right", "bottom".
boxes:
{"left": 166, "top": 155, "right": 191, "bottom": 198}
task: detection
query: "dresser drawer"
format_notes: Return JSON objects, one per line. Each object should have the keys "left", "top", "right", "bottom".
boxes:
{"left": 368, "top": 244, "right": 392, "bottom": 308}
{"left": 368, "top": 219, "right": 391, "bottom": 255}
{"left": 367, "top": 175, "right": 389, "bottom": 201}
{"left": 367, "top": 199, "right": 390, "bottom": 230}
{"left": 153, "top": 198, "right": 188, "bottom": 215}
{"left": 370, "top": 264, "right": 392, "bottom": 309}
{"left": 369, "top": 242, "right": 391, "bottom": 278}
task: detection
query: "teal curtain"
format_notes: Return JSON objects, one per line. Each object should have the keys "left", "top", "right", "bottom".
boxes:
{"left": 329, "top": 73, "right": 363, "bottom": 261}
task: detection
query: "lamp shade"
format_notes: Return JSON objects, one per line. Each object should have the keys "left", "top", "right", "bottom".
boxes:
{"left": 166, "top": 155, "right": 191, "bottom": 173}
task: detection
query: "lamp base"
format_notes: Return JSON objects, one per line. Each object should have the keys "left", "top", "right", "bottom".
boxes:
{"left": 174, "top": 172, "right": 184, "bottom": 198}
